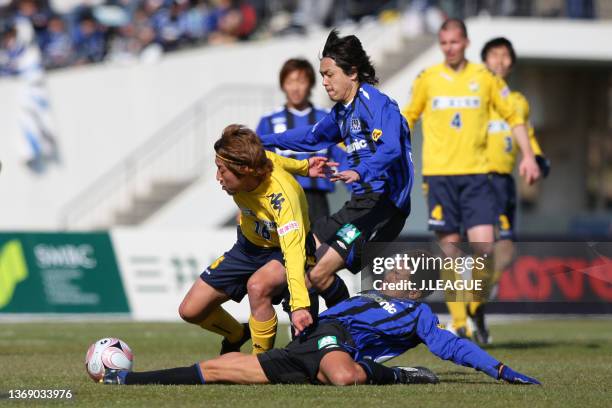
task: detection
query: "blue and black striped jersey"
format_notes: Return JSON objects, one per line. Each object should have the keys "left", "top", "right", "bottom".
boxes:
{"left": 319, "top": 291, "right": 501, "bottom": 379}
{"left": 256, "top": 105, "right": 345, "bottom": 193}
{"left": 260, "top": 84, "right": 413, "bottom": 214}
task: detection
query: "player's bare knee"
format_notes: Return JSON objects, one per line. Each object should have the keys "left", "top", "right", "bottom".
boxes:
{"left": 178, "top": 302, "right": 197, "bottom": 323}
{"left": 329, "top": 369, "right": 358, "bottom": 386}
{"left": 247, "top": 279, "right": 272, "bottom": 300}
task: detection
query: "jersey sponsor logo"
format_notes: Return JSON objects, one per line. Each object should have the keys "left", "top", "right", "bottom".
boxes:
{"left": 362, "top": 292, "right": 398, "bottom": 314}
{"left": 431, "top": 96, "right": 481, "bottom": 110}
{"left": 267, "top": 193, "right": 285, "bottom": 214}
{"left": 371, "top": 128, "right": 383, "bottom": 142}
{"left": 350, "top": 117, "right": 362, "bottom": 133}
{"left": 317, "top": 335, "right": 339, "bottom": 350}
{"left": 488, "top": 120, "right": 511, "bottom": 133}
{"left": 336, "top": 224, "right": 361, "bottom": 245}
{"left": 277, "top": 221, "right": 299, "bottom": 236}
{"left": 346, "top": 139, "right": 368, "bottom": 153}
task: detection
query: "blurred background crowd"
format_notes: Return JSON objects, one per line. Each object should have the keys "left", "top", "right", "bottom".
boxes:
{"left": 0, "top": 0, "right": 600, "bottom": 72}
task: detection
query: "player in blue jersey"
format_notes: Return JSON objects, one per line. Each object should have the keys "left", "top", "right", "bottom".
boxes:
{"left": 102, "top": 256, "right": 539, "bottom": 386}
{"left": 259, "top": 30, "right": 414, "bottom": 310}
{"left": 256, "top": 58, "right": 346, "bottom": 224}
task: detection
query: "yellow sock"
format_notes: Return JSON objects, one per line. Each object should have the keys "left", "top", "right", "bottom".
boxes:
{"left": 249, "top": 313, "right": 277, "bottom": 355}
{"left": 447, "top": 302, "right": 468, "bottom": 331}
{"left": 468, "top": 301, "right": 483, "bottom": 316}
{"left": 198, "top": 306, "right": 244, "bottom": 343}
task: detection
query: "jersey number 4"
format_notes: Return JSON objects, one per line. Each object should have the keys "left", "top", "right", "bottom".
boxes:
{"left": 450, "top": 112, "right": 462, "bottom": 129}
{"left": 254, "top": 221, "right": 271, "bottom": 240}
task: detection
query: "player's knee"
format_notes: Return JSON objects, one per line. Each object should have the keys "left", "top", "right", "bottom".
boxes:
{"left": 328, "top": 368, "right": 359, "bottom": 386}
{"left": 246, "top": 279, "right": 273, "bottom": 301}
{"left": 178, "top": 301, "right": 200, "bottom": 324}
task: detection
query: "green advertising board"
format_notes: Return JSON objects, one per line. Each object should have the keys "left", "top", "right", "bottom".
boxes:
{"left": 0, "top": 232, "right": 129, "bottom": 314}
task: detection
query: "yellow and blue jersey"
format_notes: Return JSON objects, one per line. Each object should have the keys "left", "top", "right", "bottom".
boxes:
{"left": 256, "top": 105, "right": 345, "bottom": 193}
{"left": 233, "top": 151, "right": 311, "bottom": 311}
{"left": 320, "top": 291, "right": 501, "bottom": 378}
{"left": 487, "top": 91, "right": 543, "bottom": 174}
{"left": 402, "top": 62, "right": 524, "bottom": 176}
{"left": 260, "top": 84, "right": 414, "bottom": 214}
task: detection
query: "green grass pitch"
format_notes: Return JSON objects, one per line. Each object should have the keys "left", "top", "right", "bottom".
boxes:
{"left": 1, "top": 319, "right": 610, "bottom": 407}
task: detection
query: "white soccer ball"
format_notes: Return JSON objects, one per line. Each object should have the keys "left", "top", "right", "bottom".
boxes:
{"left": 85, "top": 337, "right": 133, "bottom": 382}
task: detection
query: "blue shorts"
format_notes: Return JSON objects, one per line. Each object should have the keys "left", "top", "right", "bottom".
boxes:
{"left": 200, "top": 228, "right": 284, "bottom": 303}
{"left": 423, "top": 174, "right": 496, "bottom": 233}
{"left": 489, "top": 173, "right": 516, "bottom": 240}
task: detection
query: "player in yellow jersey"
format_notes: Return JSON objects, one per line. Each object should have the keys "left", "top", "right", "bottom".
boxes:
{"left": 178, "top": 124, "right": 334, "bottom": 355}
{"left": 402, "top": 19, "right": 541, "bottom": 339}
{"left": 464, "top": 37, "right": 551, "bottom": 344}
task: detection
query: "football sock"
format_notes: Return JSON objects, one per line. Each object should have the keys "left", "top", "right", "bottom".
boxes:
{"left": 468, "top": 301, "right": 483, "bottom": 316}
{"left": 357, "top": 359, "right": 397, "bottom": 385}
{"left": 199, "top": 306, "right": 244, "bottom": 343}
{"left": 249, "top": 312, "right": 277, "bottom": 354}
{"left": 319, "top": 275, "right": 350, "bottom": 308}
{"left": 125, "top": 364, "right": 204, "bottom": 385}
{"left": 447, "top": 301, "right": 468, "bottom": 331}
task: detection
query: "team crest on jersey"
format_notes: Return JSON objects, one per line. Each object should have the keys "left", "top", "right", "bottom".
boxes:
{"left": 469, "top": 81, "right": 479, "bottom": 92}
{"left": 371, "top": 128, "right": 383, "bottom": 142}
{"left": 273, "top": 123, "right": 287, "bottom": 133}
{"left": 267, "top": 193, "right": 285, "bottom": 214}
{"left": 350, "top": 117, "right": 362, "bottom": 133}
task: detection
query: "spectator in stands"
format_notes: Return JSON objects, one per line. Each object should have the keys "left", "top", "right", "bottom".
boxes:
{"left": 73, "top": 10, "right": 106, "bottom": 64}
{"left": 208, "top": 0, "right": 257, "bottom": 44}
{"left": 40, "top": 14, "right": 73, "bottom": 68}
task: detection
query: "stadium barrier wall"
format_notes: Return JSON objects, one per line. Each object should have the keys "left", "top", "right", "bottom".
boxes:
{"left": 1, "top": 231, "right": 610, "bottom": 321}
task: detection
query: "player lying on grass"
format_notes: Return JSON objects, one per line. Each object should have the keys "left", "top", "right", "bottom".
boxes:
{"left": 103, "top": 255, "right": 540, "bottom": 386}
{"left": 178, "top": 124, "right": 335, "bottom": 355}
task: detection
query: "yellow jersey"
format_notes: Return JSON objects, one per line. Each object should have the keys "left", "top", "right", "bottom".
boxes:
{"left": 402, "top": 61, "right": 524, "bottom": 176}
{"left": 487, "top": 91, "right": 543, "bottom": 174}
{"left": 234, "top": 151, "right": 311, "bottom": 311}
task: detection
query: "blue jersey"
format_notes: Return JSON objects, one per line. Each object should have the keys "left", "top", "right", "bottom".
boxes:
{"left": 319, "top": 291, "right": 501, "bottom": 379}
{"left": 256, "top": 105, "right": 345, "bottom": 193}
{"left": 260, "top": 84, "right": 413, "bottom": 213}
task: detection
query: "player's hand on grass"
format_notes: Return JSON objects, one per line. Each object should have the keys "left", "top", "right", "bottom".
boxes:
{"left": 519, "top": 155, "right": 540, "bottom": 185}
{"left": 291, "top": 308, "right": 313, "bottom": 337}
{"left": 307, "top": 157, "right": 339, "bottom": 178}
{"left": 498, "top": 364, "right": 541, "bottom": 385}
{"left": 330, "top": 170, "right": 360, "bottom": 184}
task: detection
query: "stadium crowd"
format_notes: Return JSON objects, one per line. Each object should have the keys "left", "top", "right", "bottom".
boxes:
{"left": 0, "top": 0, "right": 600, "bottom": 73}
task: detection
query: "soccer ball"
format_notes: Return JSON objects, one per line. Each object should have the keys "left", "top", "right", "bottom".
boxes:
{"left": 85, "top": 337, "right": 133, "bottom": 382}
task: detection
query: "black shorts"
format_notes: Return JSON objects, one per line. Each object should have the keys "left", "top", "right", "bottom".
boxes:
{"left": 489, "top": 173, "right": 516, "bottom": 240}
{"left": 200, "top": 227, "right": 315, "bottom": 303}
{"left": 257, "top": 321, "right": 354, "bottom": 384}
{"left": 423, "top": 174, "right": 496, "bottom": 233}
{"left": 312, "top": 193, "right": 408, "bottom": 273}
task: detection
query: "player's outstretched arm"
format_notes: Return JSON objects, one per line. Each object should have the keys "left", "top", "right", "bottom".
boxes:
{"left": 416, "top": 304, "right": 541, "bottom": 385}
{"left": 260, "top": 114, "right": 341, "bottom": 152}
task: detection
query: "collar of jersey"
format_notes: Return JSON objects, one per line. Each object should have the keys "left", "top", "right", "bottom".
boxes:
{"left": 286, "top": 105, "right": 313, "bottom": 116}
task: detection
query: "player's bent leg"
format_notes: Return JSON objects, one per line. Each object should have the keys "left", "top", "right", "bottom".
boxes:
{"left": 317, "top": 350, "right": 368, "bottom": 385}
{"left": 178, "top": 278, "right": 229, "bottom": 324}
{"left": 308, "top": 244, "right": 349, "bottom": 308}
{"left": 247, "top": 260, "right": 286, "bottom": 354}
{"left": 179, "top": 278, "right": 245, "bottom": 346}
{"left": 200, "top": 352, "right": 270, "bottom": 384}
